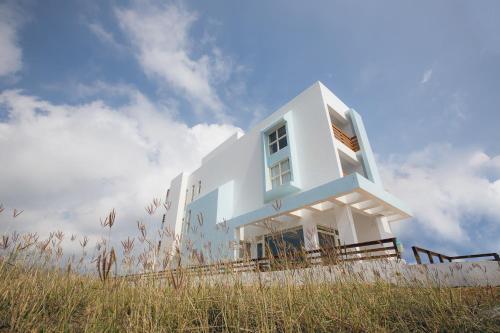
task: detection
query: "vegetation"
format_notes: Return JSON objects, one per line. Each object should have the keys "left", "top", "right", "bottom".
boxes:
{"left": 0, "top": 201, "right": 498, "bottom": 332}
{"left": 0, "top": 261, "right": 499, "bottom": 332}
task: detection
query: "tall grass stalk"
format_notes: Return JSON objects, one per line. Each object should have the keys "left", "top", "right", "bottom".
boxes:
{"left": 0, "top": 201, "right": 498, "bottom": 332}
{"left": 0, "top": 257, "right": 499, "bottom": 332}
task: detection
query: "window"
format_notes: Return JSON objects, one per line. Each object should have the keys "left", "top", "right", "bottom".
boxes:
{"left": 317, "top": 226, "right": 340, "bottom": 248}
{"left": 268, "top": 125, "right": 287, "bottom": 154}
{"left": 257, "top": 242, "right": 264, "bottom": 258}
{"left": 265, "top": 227, "right": 304, "bottom": 257}
{"left": 270, "top": 158, "right": 291, "bottom": 188}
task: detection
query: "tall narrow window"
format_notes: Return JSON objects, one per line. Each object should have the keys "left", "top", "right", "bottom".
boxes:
{"left": 268, "top": 125, "right": 287, "bottom": 154}
{"left": 270, "top": 158, "right": 292, "bottom": 188}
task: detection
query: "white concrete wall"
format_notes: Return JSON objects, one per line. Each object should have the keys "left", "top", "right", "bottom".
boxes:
{"left": 164, "top": 172, "right": 189, "bottom": 249}
{"left": 202, "top": 131, "right": 244, "bottom": 165}
{"left": 353, "top": 212, "right": 381, "bottom": 243}
{"left": 189, "top": 261, "right": 500, "bottom": 288}
{"left": 179, "top": 82, "right": 346, "bottom": 222}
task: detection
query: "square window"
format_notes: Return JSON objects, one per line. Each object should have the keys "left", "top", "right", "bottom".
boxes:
{"left": 270, "top": 158, "right": 292, "bottom": 189}
{"left": 267, "top": 124, "right": 288, "bottom": 155}
{"left": 271, "top": 165, "right": 280, "bottom": 177}
{"left": 281, "top": 172, "right": 291, "bottom": 184}
{"left": 281, "top": 159, "right": 290, "bottom": 171}
{"left": 277, "top": 125, "right": 286, "bottom": 138}
{"left": 270, "top": 142, "right": 278, "bottom": 154}
{"left": 269, "top": 131, "right": 277, "bottom": 142}
{"left": 278, "top": 137, "right": 287, "bottom": 149}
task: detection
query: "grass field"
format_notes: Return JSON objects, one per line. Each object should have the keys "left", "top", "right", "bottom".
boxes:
{"left": 1, "top": 259, "right": 499, "bottom": 332}
{"left": 1, "top": 208, "right": 499, "bottom": 332}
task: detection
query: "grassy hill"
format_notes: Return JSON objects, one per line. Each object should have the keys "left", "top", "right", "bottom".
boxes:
{"left": 1, "top": 260, "right": 499, "bottom": 332}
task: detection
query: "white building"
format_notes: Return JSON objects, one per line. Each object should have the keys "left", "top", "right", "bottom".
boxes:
{"left": 165, "top": 82, "right": 412, "bottom": 262}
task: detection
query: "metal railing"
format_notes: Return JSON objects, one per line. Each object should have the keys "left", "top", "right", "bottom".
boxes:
{"left": 411, "top": 246, "right": 500, "bottom": 264}
{"left": 123, "top": 238, "right": 400, "bottom": 281}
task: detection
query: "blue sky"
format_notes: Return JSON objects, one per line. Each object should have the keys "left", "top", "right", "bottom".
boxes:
{"left": 0, "top": 0, "right": 499, "bottom": 261}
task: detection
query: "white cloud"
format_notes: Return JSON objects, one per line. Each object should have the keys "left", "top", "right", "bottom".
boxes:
{"left": 0, "top": 88, "right": 241, "bottom": 252}
{"left": 380, "top": 144, "right": 500, "bottom": 251}
{"left": 420, "top": 69, "right": 433, "bottom": 84}
{"left": 115, "top": 1, "right": 232, "bottom": 120}
{"left": 87, "top": 22, "right": 125, "bottom": 52}
{"left": 0, "top": 1, "right": 23, "bottom": 77}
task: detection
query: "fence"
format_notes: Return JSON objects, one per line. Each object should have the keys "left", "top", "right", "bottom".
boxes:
{"left": 411, "top": 246, "right": 500, "bottom": 264}
{"left": 124, "top": 237, "right": 400, "bottom": 281}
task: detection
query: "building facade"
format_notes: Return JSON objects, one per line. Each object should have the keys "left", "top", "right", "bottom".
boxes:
{"left": 164, "top": 82, "right": 412, "bottom": 262}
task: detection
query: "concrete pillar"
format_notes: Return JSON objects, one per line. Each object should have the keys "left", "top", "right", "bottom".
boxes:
{"left": 335, "top": 204, "right": 358, "bottom": 245}
{"left": 375, "top": 216, "right": 394, "bottom": 239}
{"left": 349, "top": 109, "right": 382, "bottom": 185}
{"left": 300, "top": 212, "right": 319, "bottom": 251}
{"left": 233, "top": 227, "right": 241, "bottom": 259}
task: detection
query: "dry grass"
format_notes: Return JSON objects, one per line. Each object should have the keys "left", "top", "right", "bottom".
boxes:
{"left": 0, "top": 260, "right": 499, "bottom": 332}
{"left": 0, "top": 202, "right": 499, "bottom": 332}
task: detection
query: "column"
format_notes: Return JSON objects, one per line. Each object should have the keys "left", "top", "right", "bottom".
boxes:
{"left": 335, "top": 204, "right": 358, "bottom": 245}
{"left": 233, "top": 227, "right": 242, "bottom": 260}
{"left": 300, "top": 211, "right": 319, "bottom": 251}
{"left": 375, "top": 216, "right": 394, "bottom": 239}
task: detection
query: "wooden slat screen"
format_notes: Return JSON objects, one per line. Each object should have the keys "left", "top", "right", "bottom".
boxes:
{"left": 332, "top": 124, "right": 360, "bottom": 152}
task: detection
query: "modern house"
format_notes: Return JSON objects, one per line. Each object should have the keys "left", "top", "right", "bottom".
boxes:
{"left": 164, "top": 82, "right": 412, "bottom": 263}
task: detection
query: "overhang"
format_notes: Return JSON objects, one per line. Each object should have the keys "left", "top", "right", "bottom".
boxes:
{"left": 227, "top": 172, "right": 412, "bottom": 228}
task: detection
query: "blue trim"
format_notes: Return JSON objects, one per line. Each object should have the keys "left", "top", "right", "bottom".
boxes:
{"left": 261, "top": 111, "right": 301, "bottom": 203}
{"left": 264, "top": 182, "right": 300, "bottom": 202}
{"left": 283, "top": 111, "right": 301, "bottom": 188}
{"left": 349, "top": 109, "right": 382, "bottom": 185}
{"left": 216, "top": 181, "right": 234, "bottom": 222}
{"left": 267, "top": 146, "right": 290, "bottom": 166}
{"left": 181, "top": 181, "right": 236, "bottom": 262}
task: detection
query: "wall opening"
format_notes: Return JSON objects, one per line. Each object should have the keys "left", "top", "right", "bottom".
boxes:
{"left": 339, "top": 151, "right": 364, "bottom": 177}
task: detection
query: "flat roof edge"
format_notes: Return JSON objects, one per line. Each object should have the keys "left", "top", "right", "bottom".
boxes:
{"left": 227, "top": 173, "right": 412, "bottom": 228}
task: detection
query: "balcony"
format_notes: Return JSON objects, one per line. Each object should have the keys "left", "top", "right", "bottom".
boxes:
{"left": 332, "top": 124, "right": 360, "bottom": 152}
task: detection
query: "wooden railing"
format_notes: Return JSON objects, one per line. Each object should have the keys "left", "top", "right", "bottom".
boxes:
{"left": 332, "top": 124, "right": 360, "bottom": 152}
{"left": 412, "top": 246, "right": 500, "bottom": 264}
{"left": 123, "top": 238, "right": 400, "bottom": 281}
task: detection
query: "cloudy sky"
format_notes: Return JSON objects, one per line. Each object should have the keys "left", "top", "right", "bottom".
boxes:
{"left": 0, "top": 0, "right": 499, "bottom": 260}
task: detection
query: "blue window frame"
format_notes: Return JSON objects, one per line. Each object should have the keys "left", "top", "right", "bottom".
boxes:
{"left": 268, "top": 125, "right": 287, "bottom": 154}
